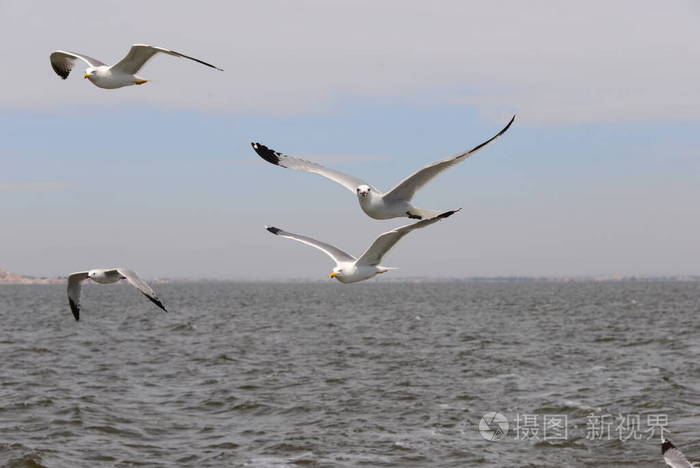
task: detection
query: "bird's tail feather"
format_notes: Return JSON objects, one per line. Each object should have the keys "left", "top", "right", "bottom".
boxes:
{"left": 378, "top": 267, "right": 399, "bottom": 273}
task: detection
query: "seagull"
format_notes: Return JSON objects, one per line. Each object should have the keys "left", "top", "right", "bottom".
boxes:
{"left": 251, "top": 115, "right": 514, "bottom": 220}
{"left": 265, "top": 209, "right": 459, "bottom": 283}
{"left": 50, "top": 44, "right": 223, "bottom": 89}
{"left": 663, "top": 439, "right": 695, "bottom": 468}
{"left": 67, "top": 268, "right": 168, "bottom": 321}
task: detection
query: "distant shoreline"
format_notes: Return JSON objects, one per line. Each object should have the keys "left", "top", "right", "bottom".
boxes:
{"left": 2, "top": 269, "right": 698, "bottom": 285}
{"left": 0, "top": 269, "right": 63, "bottom": 285}
{"left": 3, "top": 276, "right": 699, "bottom": 285}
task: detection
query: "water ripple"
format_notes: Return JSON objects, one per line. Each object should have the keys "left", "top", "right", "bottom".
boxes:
{"left": 0, "top": 282, "right": 698, "bottom": 466}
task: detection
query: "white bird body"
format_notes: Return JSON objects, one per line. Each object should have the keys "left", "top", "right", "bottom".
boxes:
{"left": 356, "top": 187, "right": 436, "bottom": 220}
{"left": 87, "top": 268, "right": 124, "bottom": 284}
{"left": 50, "top": 44, "right": 222, "bottom": 89}
{"left": 265, "top": 209, "right": 459, "bottom": 283}
{"left": 252, "top": 115, "right": 514, "bottom": 220}
{"left": 331, "top": 263, "right": 389, "bottom": 284}
{"left": 67, "top": 267, "right": 168, "bottom": 320}
{"left": 84, "top": 66, "right": 148, "bottom": 89}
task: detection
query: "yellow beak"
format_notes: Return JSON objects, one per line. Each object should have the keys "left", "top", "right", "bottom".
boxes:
{"left": 83, "top": 73, "right": 90, "bottom": 79}
{"left": 329, "top": 272, "right": 337, "bottom": 278}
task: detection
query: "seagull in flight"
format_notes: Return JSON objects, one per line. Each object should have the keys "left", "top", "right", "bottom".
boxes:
{"left": 265, "top": 209, "right": 459, "bottom": 283}
{"left": 50, "top": 44, "right": 223, "bottom": 89}
{"left": 663, "top": 439, "right": 695, "bottom": 468}
{"left": 252, "top": 115, "right": 514, "bottom": 220}
{"left": 67, "top": 268, "right": 168, "bottom": 320}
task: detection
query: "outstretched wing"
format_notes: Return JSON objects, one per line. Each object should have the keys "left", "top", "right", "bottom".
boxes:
{"left": 66, "top": 271, "right": 89, "bottom": 320}
{"left": 384, "top": 115, "right": 515, "bottom": 201}
{"left": 356, "top": 209, "right": 460, "bottom": 266}
{"left": 50, "top": 51, "right": 106, "bottom": 79}
{"left": 110, "top": 44, "right": 223, "bottom": 75}
{"left": 113, "top": 268, "right": 168, "bottom": 312}
{"left": 251, "top": 143, "right": 373, "bottom": 194}
{"left": 663, "top": 439, "right": 695, "bottom": 468}
{"left": 265, "top": 226, "right": 356, "bottom": 264}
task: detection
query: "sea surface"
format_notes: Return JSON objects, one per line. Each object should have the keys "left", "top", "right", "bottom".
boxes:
{"left": 1, "top": 281, "right": 699, "bottom": 467}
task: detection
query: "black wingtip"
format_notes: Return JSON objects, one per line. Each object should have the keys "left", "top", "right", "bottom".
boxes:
{"left": 662, "top": 439, "right": 675, "bottom": 455}
{"left": 51, "top": 63, "right": 70, "bottom": 80}
{"left": 467, "top": 115, "right": 516, "bottom": 154}
{"left": 501, "top": 114, "right": 516, "bottom": 135}
{"left": 251, "top": 142, "right": 282, "bottom": 166}
{"left": 69, "top": 299, "right": 80, "bottom": 321}
{"left": 266, "top": 226, "right": 281, "bottom": 235}
{"left": 437, "top": 208, "right": 462, "bottom": 219}
{"left": 144, "top": 294, "right": 168, "bottom": 313}
{"left": 176, "top": 52, "right": 224, "bottom": 72}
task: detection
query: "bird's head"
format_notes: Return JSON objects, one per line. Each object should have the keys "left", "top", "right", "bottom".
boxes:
{"left": 356, "top": 185, "right": 372, "bottom": 199}
{"left": 86, "top": 270, "right": 96, "bottom": 279}
{"left": 329, "top": 266, "right": 344, "bottom": 280}
{"left": 83, "top": 68, "right": 98, "bottom": 79}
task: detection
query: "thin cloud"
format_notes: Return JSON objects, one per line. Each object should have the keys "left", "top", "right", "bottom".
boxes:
{"left": 3, "top": 0, "right": 700, "bottom": 123}
{"left": 303, "top": 153, "right": 388, "bottom": 164}
{"left": 0, "top": 182, "right": 73, "bottom": 193}
{"left": 236, "top": 153, "right": 387, "bottom": 166}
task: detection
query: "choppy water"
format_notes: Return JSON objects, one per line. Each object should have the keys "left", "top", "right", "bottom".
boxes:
{"left": 1, "top": 281, "right": 699, "bottom": 467}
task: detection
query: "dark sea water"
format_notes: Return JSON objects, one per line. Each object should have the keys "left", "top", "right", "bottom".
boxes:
{"left": 1, "top": 281, "right": 699, "bottom": 467}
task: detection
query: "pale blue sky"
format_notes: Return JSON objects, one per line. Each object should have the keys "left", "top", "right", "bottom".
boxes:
{"left": 1, "top": 1, "right": 699, "bottom": 279}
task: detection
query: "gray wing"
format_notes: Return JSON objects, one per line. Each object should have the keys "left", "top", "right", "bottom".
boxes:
{"left": 66, "top": 271, "right": 89, "bottom": 320}
{"left": 384, "top": 115, "right": 515, "bottom": 201}
{"left": 356, "top": 209, "right": 460, "bottom": 266}
{"left": 50, "top": 51, "right": 106, "bottom": 79}
{"left": 110, "top": 44, "right": 223, "bottom": 75}
{"left": 265, "top": 226, "right": 356, "bottom": 264}
{"left": 663, "top": 439, "right": 695, "bottom": 468}
{"left": 114, "top": 268, "right": 168, "bottom": 312}
{"left": 252, "top": 143, "right": 373, "bottom": 194}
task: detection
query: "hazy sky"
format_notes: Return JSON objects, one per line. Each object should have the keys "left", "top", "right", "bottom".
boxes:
{"left": 1, "top": 0, "right": 699, "bottom": 279}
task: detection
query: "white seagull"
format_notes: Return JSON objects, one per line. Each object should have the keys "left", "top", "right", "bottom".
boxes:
{"left": 251, "top": 115, "right": 514, "bottom": 220}
{"left": 663, "top": 439, "right": 695, "bottom": 468}
{"left": 67, "top": 268, "right": 168, "bottom": 321}
{"left": 50, "top": 44, "right": 223, "bottom": 89}
{"left": 265, "top": 209, "right": 459, "bottom": 283}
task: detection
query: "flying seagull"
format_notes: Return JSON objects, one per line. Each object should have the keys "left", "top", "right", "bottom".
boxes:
{"left": 251, "top": 115, "right": 514, "bottom": 220}
{"left": 50, "top": 44, "right": 223, "bottom": 89}
{"left": 67, "top": 268, "right": 168, "bottom": 320}
{"left": 663, "top": 439, "right": 695, "bottom": 468}
{"left": 265, "top": 209, "right": 460, "bottom": 283}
